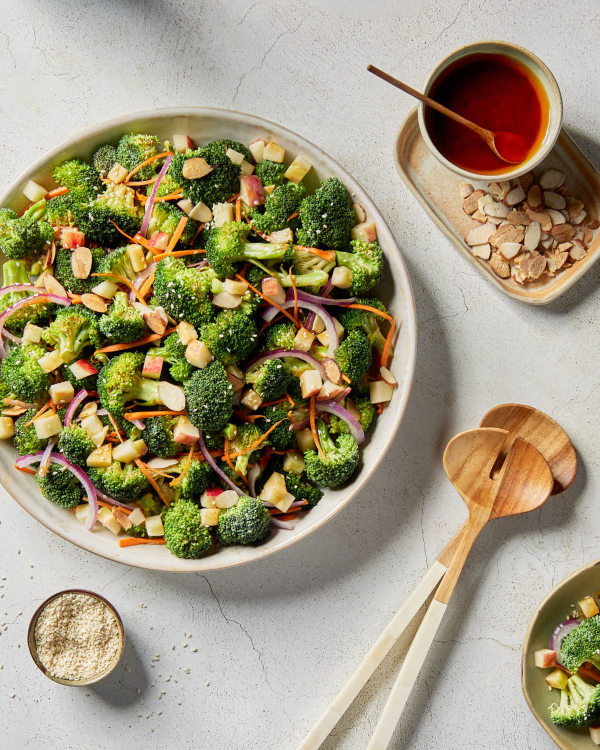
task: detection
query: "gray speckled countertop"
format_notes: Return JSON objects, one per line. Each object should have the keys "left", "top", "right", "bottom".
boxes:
{"left": 0, "top": 1, "right": 597, "bottom": 747}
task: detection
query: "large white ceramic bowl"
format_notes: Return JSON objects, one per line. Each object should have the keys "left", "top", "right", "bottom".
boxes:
{"left": 0, "top": 108, "right": 416, "bottom": 572}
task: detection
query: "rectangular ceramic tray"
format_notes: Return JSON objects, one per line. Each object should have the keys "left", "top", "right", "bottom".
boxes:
{"left": 395, "top": 107, "right": 600, "bottom": 304}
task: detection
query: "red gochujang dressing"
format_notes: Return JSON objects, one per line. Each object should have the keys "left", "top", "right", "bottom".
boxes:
{"left": 425, "top": 53, "right": 549, "bottom": 175}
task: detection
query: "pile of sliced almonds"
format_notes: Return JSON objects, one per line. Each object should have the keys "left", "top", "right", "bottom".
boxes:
{"left": 460, "top": 168, "right": 598, "bottom": 283}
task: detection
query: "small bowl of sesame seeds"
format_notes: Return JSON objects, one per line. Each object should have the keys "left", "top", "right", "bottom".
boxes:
{"left": 27, "top": 589, "right": 124, "bottom": 686}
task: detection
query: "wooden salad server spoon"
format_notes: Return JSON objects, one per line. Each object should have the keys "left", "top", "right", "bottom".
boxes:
{"left": 366, "top": 428, "right": 554, "bottom": 749}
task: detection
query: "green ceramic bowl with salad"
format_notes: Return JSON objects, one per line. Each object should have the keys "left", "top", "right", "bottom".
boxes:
{"left": 523, "top": 559, "right": 600, "bottom": 748}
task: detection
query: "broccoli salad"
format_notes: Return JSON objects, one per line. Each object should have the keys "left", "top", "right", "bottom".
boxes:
{"left": 535, "top": 595, "right": 600, "bottom": 743}
{"left": 0, "top": 131, "right": 398, "bottom": 559}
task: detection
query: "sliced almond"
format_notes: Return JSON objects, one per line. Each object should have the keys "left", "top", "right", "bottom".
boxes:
{"left": 144, "top": 309, "right": 168, "bottom": 334}
{"left": 157, "top": 381, "right": 186, "bottom": 411}
{"left": 503, "top": 185, "right": 526, "bottom": 206}
{"left": 572, "top": 211, "right": 587, "bottom": 225}
{"left": 523, "top": 221, "right": 541, "bottom": 252}
{"left": 2, "top": 406, "right": 27, "bottom": 416}
{"left": 567, "top": 199, "right": 584, "bottom": 220}
{"left": 462, "top": 189, "right": 486, "bottom": 215}
{"left": 570, "top": 240, "right": 587, "bottom": 261}
{"left": 81, "top": 293, "right": 107, "bottom": 313}
{"left": 146, "top": 457, "right": 179, "bottom": 470}
{"left": 459, "top": 182, "right": 473, "bottom": 199}
{"left": 487, "top": 180, "right": 510, "bottom": 199}
{"left": 71, "top": 247, "right": 93, "bottom": 280}
{"left": 528, "top": 253, "right": 547, "bottom": 280}
{"left": 543, "top": 191, "right": 566, "bottom": 210}
{"left": 322, "top": 357, "right": 343, "bottom": 385}
{"left": 44, "top": 274, "right": 67, "bottom": 298}
{"left": 519, "top": 171, "right": 535, "bottom": 191}
{"left": 526, "top": 184, "right": 544, "bottom": 210}
{"left": 586, "top": 218, "right": 600, "bottom": 230}
{"left": 554, "top": 251, "right": 569, "bottom": 270}
{"left": 43, "top": 242, "right": 56, "bottom": 270}
{"left": 483, "top": 200, "right": 510, "bottom": 219}
{"left": 525, "top": 208, "right": 552, "bottom": 232}
{"left": 584, "top": 228, "right": 594, "bottom": 244}
{"left": 540, "top": 237, "right": 553, "bottom": 250}
{"left": 489, "top": 253, "right": 510, "bottom": 278}
{"left": 546, "top": 209, "right": 565, "bottom": 226}
{"left": 557, "top": 242, "right": 573, "bottom": 252}
{"left": 506, "top": 209, "right": 530, "bottom": 226}
{"left": 498, "top": 242, "right": 522, "bottom": 261}
{"left": 550, "top": 224, "right": 575, "bottom": 242}
{"left": 465, "top": 223, "right": 495, "bottom": 246}
{"left": 472, "top": 243, "right": 491, "bottom": 260}
{"left": 471, "top": 210, "right": 488, "bottom": 223}
{"left": 489, "top": 224, "right": 524, "bottom": 248}
{"left": 181, "top": 157, "right": 214, "bottom": 179}
{"left": 477, "top": 193, "right": 494, "bottom": 212}
{"left": 539, "top": 169, "right": 564, "bottom": 190}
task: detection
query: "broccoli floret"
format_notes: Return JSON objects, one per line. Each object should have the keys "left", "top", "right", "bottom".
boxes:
{"left": 254, "top": 160, "right": 287, "bottom": 187}
{"left": 229, "top": 423, "right": 264, "bottom": 476}
{"left": 199, "top": 309, "right": 258, "bottom": 365}
{"left": 46, "top": 193, "right": 78, "bottom": 227}
{"left": 53, "top": 247, "right": 107, "bottom": 294}
{"left": 168, "top": 458, "right": 215, "bottom": 503}
{"left": 284, "top": 472, "right": 323, "bottom": 507}
{"left": 0, "top": 209, "right": 53, "bottom": 261}
{"left": 99, "top": 291, "right": 147, "bottom": 344}
{"left": 304, "top": 419, "right": 359, "bottom": 487}
{"left": 336, "top": 298, "right": 389, "bottom": 356}
{"left": 168, "top": 141, "right": 241, "bottom": 206}
{"left": 185, "top": 361, "right": 234, "bottom": 433}
{"left": 151, "top": 173, "right": 183, "bottom": 199}
{"left": 59, "top": 361, "right": 97, "bottom": 392}
{"left": 561, "top": 615, "right": 600, "bottom": 673}
{"left": 297, "top": 177, "right": 355, "bottom": 250}
{"left": 138, "top": 492, "right": 164, "bottom": 517}
{"left": 250, "top": 183, "right": 305, "bottom": 236}
{"left": 0, "top": 260, "right": 53, "bottom": 335}
{"left": 218, "top": 139, "right": 252, "bottom": 162}
{"left": 73, "top": 184, "right": 142, "bottom": 248}
{"left": 99, "top": 460, "right": 150, "bottom": 501}
{"left": 335, "top": 239, "right": 383, "bottom": 295}
{"left": 258, "top": 405, "right": 295, "bottom": 451}
{"left": 261, "top": 321, "right": 297, "bottom": 352}
{"left": 217, "top": 495, "right": 271, "bottom": 546}
{"left": 53, "top": 159, "right": 103, "bottom": 201}
{"left": 42, "top": 305, "right": 102, "bottom": 362}
{"left": 13, "top": 408, "right": 49, "bottom": 455}
{"left": 330, "top": 394, "right": 375, "bottom": 436}
{"left": 550, "top": 675, "right": 600, "bottom": 727}
{"left": 99, "top": 245, "right": 138, "bottom": 283}
{"left": 163, "top": 500, "right": 212, "bottom": 558}
{"left": 116, "top": 133, "right": 160, "bottom": 180}
{"left": 1, "top": 343, "right": 50, "bottom": 402}
{"left": 334, "top": 330, "right": 372, "bottom": 384}
{"left": 57, "top": 424, "right": 94, "bottom": 467}
{"left": 148, "top": 202, "right": 196, "bottom": 246}
{"left": 205, "top": 221, "right": 290, "bottom": 278}
{"left": 246, "top": 359, "right": 292, "bottom": 401}
{"left": 97, "top": 351, "right": 162, "bottom": 417}
{"left": 36, "top": 463, "right": 85, "bottom": 509}
{"left": 144, "top": 414, "right": 181, "bottom": 458}
{"left": 246, "top": 264, "right": 267, "bottom": 288}
{"left": 153, "top": 256, "right": 216, "bottom": 328}
{"left": 93, "top": 145, "right": 118, "bottom": 176}
{"left": 145, "top": 332, "right": 194, "bottom": 382}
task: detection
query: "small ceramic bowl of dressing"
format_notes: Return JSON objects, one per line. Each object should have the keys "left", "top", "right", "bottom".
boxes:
{"left": 418, "top": 41, "right": 563, "bottom": 181}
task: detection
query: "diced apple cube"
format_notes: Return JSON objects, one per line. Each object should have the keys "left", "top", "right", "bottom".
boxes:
{"left": 142, "top": 355, "right": 163, "bottom": 380}
{"left": 189, "top": 200, "right": 213, "bottom": 222}
{"left": 107, "top": 163, "right": 128, "bottom": 184}
{"left": 268, "top": 228, "right": 294, "bottom": 244}
{"left": 212, "top": 291, "right": 242, "bottom": 309}
{"left": 98, "top": 507, "right": 121, "bottom": 535}
{"left": 226, "top": 373, "right": 244, "bottom": 393}
{"left": 260, "top": 471, "right": 287, "bottom": 504}
{"left": 113, "top": 438, "right": 148, "bottom": 463}
{"left": 91, "top": 280, "right": 119, "bottom": 299}
{"left": 127, "top": 244, "right": 147, "bottom": 273}
{"left": 75, "top": 504, "right": 91, "bottom": 525}
{"left": 90, "top": 426, "right": 109, "bottom": 448}
{"left": 148, "top": 232, "right": 170, "bottom": 251}
{"left": 333, "top": 317, "right": 344, "bottom": 338}
{"left": 546, "top": 668, "right": 568, "bottom": 690}
{"left": 311, "top": 316, "right": 325, "bottom": 335}
{"left": 38, "top": 350, "right": 64, "bottom": 373}
{"left": 284, "top": 155, "right": 312, "bottom": 184}
{"left": 346, "top": 398, "right": 360, "bottom": 423}
{"left": 534, "top": 649, "right": 557, "bottom": 669}
{"left": 215, "top": 490, "right": 239, "bottom": 509}
{"left": 225, "top": 148, "right": 245, "bottom": 165}
{"left": 351, "top": 221, "right": 378, "bottom": 243}
{"left": 23, "top": 179, "right": 48, "bottom": 203}
{"left": 224, "top": 278, "right": 248, "bottom": 296}
{"left": 177, "top": 321, "right": 197, "bottom": 346}
{"left": 212, "top": 202, "right": 234, "bottom": 227}
{"left": 62, "top": 227, "right": 85, "bottom": 249}
{"left": 240, "top": 175, "right": 265, "bottom": 207}
{"left": 370, "top": 380, "right": 393, "bottom": 404}
{"left": 177, "top": 198, "right": 194, "bottom": 215}
{"left": 173, "top": 416, "right": 199, "bottom": 445}
{"left": 200, "top": 508, "right": 220, "bottom": 526}
{"left": 296, "top": 428, "right": 316, "bottom": 452}
{"left": 579, "top": 596, "right": 600, "bottom": 618}
{"left": 34, "top": 413, "right": 62, "bottom": 439}
{"left": 294, "top": 327, "right": 315, "bottom": 352}
{"left": 146, "top": 515, "right": 164, "bottom": 537}
{"left": 263, "top": 142, "right": 285, "bottom": 163}
{"left": 201, "top": 488, "right": 223, "bottom": 509}
{"left": 49, "top": 381, "right": 74, "bottom": 406}
{"left": 172, "top": 134, "right": 195, "bottom": 152}
{"left": 81, "top": 414, "right": 104, "bottom": 438}
{"left": 248, "top": 139, "right": 265, "bottom": 162}
{"left": 261, "top": 276, "right": 285, "bottom": 304}
{"left": 22, "top": 323, "right": 42, "bottom": 344}
{"left": 283, "top": 450, "right": 305, "bottom": 475}
{"left": 318, "top": 380, "right": 346, "bottom": 400}
{"left": 316, "top": 330, "right": 330, "bottom": 347}
{"left": 331, "top": 266, "right": 353, "bottom": 289}
{"left": 185, "top": 340, "right": 213, "bottom": 369}
{"left": 128, "top": 507, "right": 146, "bottom": 526}
{"left": 240, "top": 160, "right": 255, "bottom": 176}
{"left": 69, "top": 359, "right": 98, "bottom": 380}
{"left": 241, "top": 389, "right": 262, "bottom": 410}
{"left": 0, "top": 417, "right": 14, "bottom": 439}
{"left": 590, "top": 726, "right": 600, "bottom": 745}
{"left": 300, "top": 369, "right": 322, "bottom": 398}
{"left": 87, "top": 443, "right": 113, "bottom": 468}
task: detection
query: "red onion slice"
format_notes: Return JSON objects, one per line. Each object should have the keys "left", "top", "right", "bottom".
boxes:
{"left": 16, "top": 452, "right": 98, "bottom": 530}
{"left": 0, "top": 284, "right": 40, "bottom": 296}
{"left": 244, "top": 348, "right": 325, "bottom": 377}
{"left": 140, "top": 154, "right": 173, "bottom": 238}
{"left": 271, "top": 517, "right": 294, "bottom": 530}
{"left": 188, "top": 260, "right": 209, "bottom": 269}
{"left": 550, "top": 619, "right": 581, "bottom": 665}
{"left": 64, "top": 389, "right": 89, "bottom": 428}
{"left": 197, "top": 430, "right": 244, "bottom": 496}
{"left": 2, "top": 330, "right": 22, "bottom": 344}
{"left": 38, "top": 436, "right": 58, "bottom": 477}
{"left": 315, "top": 400, "right": 365, "bottom": 444}
{"left": 0, "top": 294, "right": 71, "bottom": 341}
{"left": 96, "top": 490, "right": 135, "bottom": 510}
{"left": 131, "top": 419, "right": 145, "bottom": 430}
{"left": 129, "top": 262, "right": 158, "bottom": 302}
{"left": 294, "top": 289, "right": 356, "bottom": 306}
{"left": 290, "top": 417, "right": 310, "bottom": 432}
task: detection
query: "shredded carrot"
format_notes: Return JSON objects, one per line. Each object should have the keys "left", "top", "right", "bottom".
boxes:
{"left": 232, "top": 410, "right": 266, "bottom": 423}
{"left": 245, "top": 214, "right": 270, "bottom": 241}
{"left": 285, "top": 392, "right": 295, "bottom": 408}
{"left": 67, "top": 292, "right": 83, "bottom": 303}
{"left": 235, "top": 197, "right": 241, "bottom": 223}
{"left": 46, "top": 186, "right": 69, "bottom": 199}
{"left": 15, "top": 465, "right": 36, "bottom": 475}
{"left": 223, "top": 437, "right": 236, "bottom": 474}
{"left": 287, "top": 409, "right": 296, "bottom": 423}
{"left": 309, "top": 396, "right": 324, "bottom": 458}
{"left": 238, "top": 263, "right": 250, "bottom": 279}
{"left": 109, "top": 221, "right": 138, "bottom": 244}
{"left": 91, "top": 272, "right": 147, "bottom": 305}
{"left": 24, "top": 400, "right": 52, "bottom": 427}
{"left": 236, "top": 274, "right": 300, "bottom": 328}
{"left": 227, "top": 193, "right": 240, "bottom": 203}
{"left": 342, "top": 303, "right": 393, "bottom": 324}
{"left": 124, "top": 409, "right": 185, "bottom": 421}
{"left": 376, "top": 403, "right": 383, "bottom": 414}
{"left": 287, "top": 211, "right": 299, "bottom": 221}
{"left": 106, "top": 414, "right": 124, "bottom": 444}
{"left": 95, "top": 327, "right": 177, "bottom": 354}
{"left": 274, "top": 512, "right": 298, "bottom": 522}
{"left": 170, "top": 444, "right": 195, "bottom": 487}
{"left": 135, "top": 190, "right": 148, "bottom": 205}
{"left": 192, "top": 222, "right": 206, "bottom": 244}
{"left": 222, "top": 419, "right": 287, "bottom": 460}
{"left": 124, "top": 177, "right": 158, "bottom": 187}
{"left": 380, "top": 315, "right": 396, "bottom": 369}
{"left": 139, "top": 274, "right": 155, "bottom": 300}
{"left": 289, "top": 266, "right": 298, "bottom": 321}
{"left": 293, "top": 245, "right": 336, "bottom": 262}
{"left": 119, "top": 538, "right": 167, "bottom": 547}
{"left": 164, "top": 216, "right": 188, "bottom": 256}
{"left": 154, "top": 190, "right": 183, "bottom": 203}
{"left": 152, "top": 249, "right": 206, "bottom": 262}
{"left": 125, "top": 151, "right": 174, "bottom": 182}
{"left": 259, "top": 397, "right": 288, "bottom": 407}
{"left": 94, "top": 499, "right": 131, "bottom": 514}
{"left": 135, "top": 458, "right": 170, "bottom": 507}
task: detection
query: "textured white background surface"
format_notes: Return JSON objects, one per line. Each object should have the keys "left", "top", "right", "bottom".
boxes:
{"left": 0, "top": 1, "right": 597, "bottom": 748}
